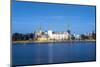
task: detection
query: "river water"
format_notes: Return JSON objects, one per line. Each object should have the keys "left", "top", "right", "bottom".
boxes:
{"left": 12, "top": 41, "right": 96, "bottom": 66}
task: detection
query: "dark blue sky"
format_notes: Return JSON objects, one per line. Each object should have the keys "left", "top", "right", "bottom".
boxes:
{"left": 12, "top": 0, "right": 96, "bottom": 34}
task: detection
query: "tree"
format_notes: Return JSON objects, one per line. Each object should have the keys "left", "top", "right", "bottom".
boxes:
{"left": 92, "top": 31, "right": 96, "bottom": 39}
{"left": 80, "top": 34, "right": 89, "bottom": 40}
{"left": 71, "top": 35, "right": 75, "bottom": 40}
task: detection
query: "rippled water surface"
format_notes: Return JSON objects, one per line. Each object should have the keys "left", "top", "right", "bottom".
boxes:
{"left": 12, "top": 41, "right": 96, "bottom": 66}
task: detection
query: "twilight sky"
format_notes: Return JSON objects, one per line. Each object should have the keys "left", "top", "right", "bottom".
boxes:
{"left": 12, "top": 0, "right": 96, "bottom": 34}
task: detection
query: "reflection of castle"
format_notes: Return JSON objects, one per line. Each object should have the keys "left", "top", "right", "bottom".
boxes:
{"left": 34, "top": 28, "right": 71, "bottom": 41}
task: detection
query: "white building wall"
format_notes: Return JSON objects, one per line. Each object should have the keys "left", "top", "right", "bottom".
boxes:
{"left": 47, "top": 30, "right": 69, "bottom": 40}
{"left": 47, "top": 30, "right": 53, "bottom": 37}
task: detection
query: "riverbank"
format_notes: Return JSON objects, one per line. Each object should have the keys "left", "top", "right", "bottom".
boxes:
{"left": 12, "top": 40, "right": 96, "bottom": 44}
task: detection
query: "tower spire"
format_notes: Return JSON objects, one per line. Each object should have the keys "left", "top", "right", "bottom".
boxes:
{"left": 67, "top": 23, "right": 71, "bottom": 34}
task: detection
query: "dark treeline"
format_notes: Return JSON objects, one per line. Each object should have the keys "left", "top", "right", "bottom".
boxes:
{"left": 12, "top": 33, "right": 35, "bottom": 41}
{"left": 80, "top": 32, "right": 96, "bottom": 40}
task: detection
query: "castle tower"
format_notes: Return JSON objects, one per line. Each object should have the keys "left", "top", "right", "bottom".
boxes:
{"left": 67, "top": 23, "right": 71, "bottom": 40}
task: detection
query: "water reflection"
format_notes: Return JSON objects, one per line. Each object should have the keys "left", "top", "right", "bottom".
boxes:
{"left": 48, "top": 43, "right": 53, "bottom": 63}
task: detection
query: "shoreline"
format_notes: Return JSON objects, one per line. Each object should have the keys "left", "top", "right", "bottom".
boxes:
{"left": 12, "top": 40, "right": 96, "bottom": 44}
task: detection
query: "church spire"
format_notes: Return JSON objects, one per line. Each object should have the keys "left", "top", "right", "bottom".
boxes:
{"left": 67, "top": 23, "right": 71, "bottom": 34}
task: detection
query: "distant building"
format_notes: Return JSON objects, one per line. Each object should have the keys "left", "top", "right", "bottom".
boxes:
{"left": 36, "top": 35, "right": 48, "bottom": 41}
{"left": 34, "top": 28, "right": 71, "bottom": 41}
{"left": 75, "top": 35, "right": 80, "bottom": 40}
{"left": 47, "top": 30, "right": 69, "bottom": 40}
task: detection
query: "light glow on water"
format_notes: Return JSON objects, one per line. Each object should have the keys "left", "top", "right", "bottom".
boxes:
{"left": 48, "top": 43, "right": 53, "bottom": 63}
